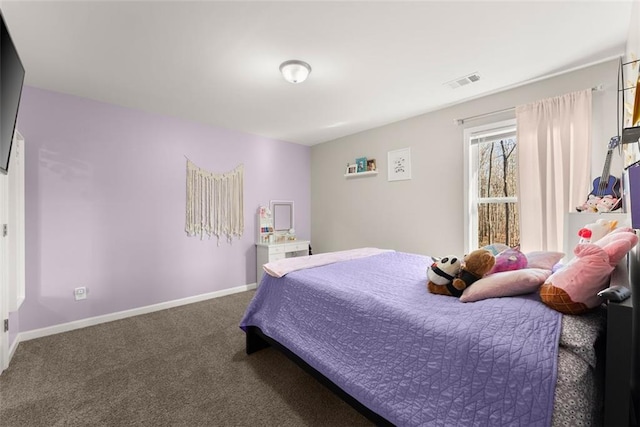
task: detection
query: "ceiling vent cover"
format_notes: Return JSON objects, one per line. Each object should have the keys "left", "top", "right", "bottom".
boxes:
{"left": 445, "top": 72, "right": 481, "bottom": 89}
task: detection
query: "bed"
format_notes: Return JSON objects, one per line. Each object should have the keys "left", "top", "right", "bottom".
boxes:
{"left": 240, "top": 249, "right": 633, "bottom": 426}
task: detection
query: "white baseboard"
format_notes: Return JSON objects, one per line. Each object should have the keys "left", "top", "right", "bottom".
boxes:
{"left": 17, "top": 283, "right": 257, "bottom": 343}
{"left": 8, "top": 334, "right": 19, "bottom": 362}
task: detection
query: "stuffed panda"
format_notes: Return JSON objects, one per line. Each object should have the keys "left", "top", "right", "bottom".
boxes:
{"left": 426, "top": 256, "right": 461, "bottom": 295}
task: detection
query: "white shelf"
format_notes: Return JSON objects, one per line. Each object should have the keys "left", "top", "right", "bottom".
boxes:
{"left": 344, "top": 171, "right": 378, "bottom": 178}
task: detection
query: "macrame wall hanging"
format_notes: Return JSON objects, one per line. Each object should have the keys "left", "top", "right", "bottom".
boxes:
{"left": 185, "top": 159, "right": 244, "bottom": 243}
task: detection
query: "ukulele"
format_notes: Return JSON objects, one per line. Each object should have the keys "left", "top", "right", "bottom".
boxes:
{"left": 577, "top": 136, "right": 621, "bottom": 212}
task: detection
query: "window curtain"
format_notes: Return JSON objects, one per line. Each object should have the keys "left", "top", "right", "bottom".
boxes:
{"left": 516, "top": 89, "right": 591, "bottom": 252}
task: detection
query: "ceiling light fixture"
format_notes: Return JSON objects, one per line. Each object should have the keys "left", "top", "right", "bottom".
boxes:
{"left": 279, "top": 60, "right": 312, "bottom": 84}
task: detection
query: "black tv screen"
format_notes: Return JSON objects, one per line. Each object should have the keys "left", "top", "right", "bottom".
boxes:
{"left": 0, "top": 10, "right": 25, "bottom": 175}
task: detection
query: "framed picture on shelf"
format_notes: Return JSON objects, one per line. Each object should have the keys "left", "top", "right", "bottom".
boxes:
{"left": 388, "top": 147, "right": 411, "bottom": 181}
{"left": 346, "top": 164, "right": 357, "bottom": 174}
{"left": 356, "top": 157, "right": 367, "bottom": 173}
{"left": 367, "top": 159, "right": 377, "bottom": 171}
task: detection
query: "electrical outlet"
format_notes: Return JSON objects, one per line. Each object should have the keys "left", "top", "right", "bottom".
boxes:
{"left": 74, "top": 287, "right": 87, "bottom": 301}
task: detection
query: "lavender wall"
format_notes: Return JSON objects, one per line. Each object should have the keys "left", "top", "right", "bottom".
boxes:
{"left": 15, "top": 86, "right": 310, "bottom": 332}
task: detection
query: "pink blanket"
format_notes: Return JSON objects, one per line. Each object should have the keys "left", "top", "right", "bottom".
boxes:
{"left": 263, "top": 247, "right": 394, "bottom": 278}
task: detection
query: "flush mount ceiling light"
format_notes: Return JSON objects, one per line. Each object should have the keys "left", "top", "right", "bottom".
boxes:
{"left": 279, "top": 60, "right": 312, "bottom": 84}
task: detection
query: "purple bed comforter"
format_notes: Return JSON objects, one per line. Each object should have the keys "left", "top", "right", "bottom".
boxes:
{"left": 240, "top": 251, "right": 562, "bottom": 426}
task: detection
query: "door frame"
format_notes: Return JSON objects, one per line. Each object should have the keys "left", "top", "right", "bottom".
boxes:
{"left": 0, "top": 131, "right": 25, "bottom": 374}
{"left": 0, "top": 168, "right": 8, "bottom": 373}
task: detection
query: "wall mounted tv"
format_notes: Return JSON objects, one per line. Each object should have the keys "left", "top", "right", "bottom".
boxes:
{"left": 0, "top": 9, "right": 25, "bottom": 175}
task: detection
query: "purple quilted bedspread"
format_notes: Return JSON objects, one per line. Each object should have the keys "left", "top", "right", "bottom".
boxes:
{"left": 240, "top": 251, "right": 562, "bottom": 426}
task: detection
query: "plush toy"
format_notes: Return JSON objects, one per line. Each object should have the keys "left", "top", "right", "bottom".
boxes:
{"left": 482, "top": 243, "right": 509, "bottom": 256}
{"left": 577, "top": 218, "right": 618, "bottom": 244}
{"left": 577, "top": 194, "right": 600, "bottom": 213}
{"left": 596, "top": 195, "right": 619, "bottom": 213}
{"left": 587, "top": 195, "right": 602, "bottom": 212}
{"left": 577, "top": 228, "right": 593, "bottom": 244}
{"left": 429, "top": 249, "right": 495, "bottom": 297}
{"left": 427, "top": 256, "right": 461, "bottom": 294}
{"left": 486, "top": 246, "right": 527, "bottom": 275}
{"left": 540, "top": 228, "right": 638, "bottom": 314}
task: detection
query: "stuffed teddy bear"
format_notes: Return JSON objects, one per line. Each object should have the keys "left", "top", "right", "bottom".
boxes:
{"left": 540, "top": 228, "right": 638, "bottom": 314}
{"left": 577, "top": 218, "right": 618, "bottom": 244}
{"left": 428, "top": 249, "right": 495, "bottom": 297}
{"left": 427, "top": 256, "right": 461, "bottom": 294}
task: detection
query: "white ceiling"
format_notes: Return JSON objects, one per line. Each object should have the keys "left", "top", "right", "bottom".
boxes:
{"left": 0, "top": 0, "right": 634, "bottom": 146}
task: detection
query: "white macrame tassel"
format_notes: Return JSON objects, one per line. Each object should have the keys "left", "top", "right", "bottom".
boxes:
{"left": 185, "top": 159, "right": 244, "bottom": 243}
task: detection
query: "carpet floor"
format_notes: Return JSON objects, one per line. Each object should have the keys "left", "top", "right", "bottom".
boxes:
{"left": 0, "top": 290, "right": 372, "bottom": 426}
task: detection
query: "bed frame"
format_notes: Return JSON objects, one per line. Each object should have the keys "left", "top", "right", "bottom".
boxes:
{"left": 247, "top": 254, "right": 640, "bottom": 427}
{"left": 617, "top": 243, "right": 640, "bottom": 426}
{"left": 246, "top": 325, "right": 393, "bottom": 426}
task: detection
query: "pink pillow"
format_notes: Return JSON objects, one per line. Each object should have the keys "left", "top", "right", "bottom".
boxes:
{"left": 525, "top": 251, "right": 564, "bottom": 270}
{"left": 460, "top": 268, "right": 552, "bottom": 302}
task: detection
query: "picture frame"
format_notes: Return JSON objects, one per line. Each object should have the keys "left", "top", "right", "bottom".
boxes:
{"left": 387, "top": 148, "right": 411, "bottom": 181}
{"left": 346, "top": 163, "right": 357, "bottom": 174}
{"left": 366, "top": 158, "right": 377, "bottom": 171}
{"left": 356, "top": 157, "right": 367, "bottom": 173}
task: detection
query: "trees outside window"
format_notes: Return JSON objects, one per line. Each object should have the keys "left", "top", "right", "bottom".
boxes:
{"left": 464, "top": 120, "right": 519, "bottom": 252}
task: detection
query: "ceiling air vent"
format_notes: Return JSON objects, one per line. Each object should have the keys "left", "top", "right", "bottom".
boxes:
{"left": 445, "top": 72, "right": 481, "bottom": 89}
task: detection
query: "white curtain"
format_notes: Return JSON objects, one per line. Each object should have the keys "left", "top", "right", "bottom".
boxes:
{"left": 516, "top": 89, "right": 592, "bottom": 252}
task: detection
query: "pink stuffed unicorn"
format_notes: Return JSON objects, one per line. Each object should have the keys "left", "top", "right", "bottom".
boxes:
{"left": 485, "top": 246, "right": 527, "bottom": 275}
{"left": 540, "top": 228, "right": 638, "bottom": 314}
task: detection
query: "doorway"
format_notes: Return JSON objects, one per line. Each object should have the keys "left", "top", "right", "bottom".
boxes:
{"left": 1, "top": 169, "right": 8, "bottom": 373}
{"left": 0, "top": 131, "right": 26, "bottom": 374}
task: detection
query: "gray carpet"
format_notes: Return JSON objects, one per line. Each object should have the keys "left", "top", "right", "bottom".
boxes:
{"left": 0, "top": 290, "right": 372, "bottom": 426}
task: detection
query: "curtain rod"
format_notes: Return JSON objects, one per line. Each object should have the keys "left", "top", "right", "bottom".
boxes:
{"left": 454, "top": 84, "right": 603, "bottom": 126}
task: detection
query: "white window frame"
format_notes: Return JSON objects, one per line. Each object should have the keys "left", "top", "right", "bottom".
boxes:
{"left": 463, "top": 119, "right": 517, "bottom": 254}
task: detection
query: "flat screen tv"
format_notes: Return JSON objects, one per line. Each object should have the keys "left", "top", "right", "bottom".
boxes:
{"left": 0, "top": 9, "right": 25, "bottom": 175}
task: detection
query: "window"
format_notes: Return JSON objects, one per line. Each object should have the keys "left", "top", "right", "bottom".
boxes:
{"left": 464, "top": 119, "right": 519, "bottom": 252}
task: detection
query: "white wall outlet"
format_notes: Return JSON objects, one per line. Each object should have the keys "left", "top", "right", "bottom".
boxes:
{"left": 74, "top": 286, "right": 87, "bottom": 301}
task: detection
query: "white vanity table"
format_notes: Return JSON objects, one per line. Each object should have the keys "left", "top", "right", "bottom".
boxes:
{"left": 255, "top": 240, "right": 310, "bottom": 284}
{"left": 255, "top": 200, "right": 309, "bottom": 284}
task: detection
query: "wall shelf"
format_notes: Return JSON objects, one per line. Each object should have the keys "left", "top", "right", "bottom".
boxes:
{"left": 344, "top": 171, "right": 378, "bottom": 178}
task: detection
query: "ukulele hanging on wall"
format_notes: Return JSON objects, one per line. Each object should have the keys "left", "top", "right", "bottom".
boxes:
{"left": 576, "top": 136, "right": 622, "bottom": 213}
